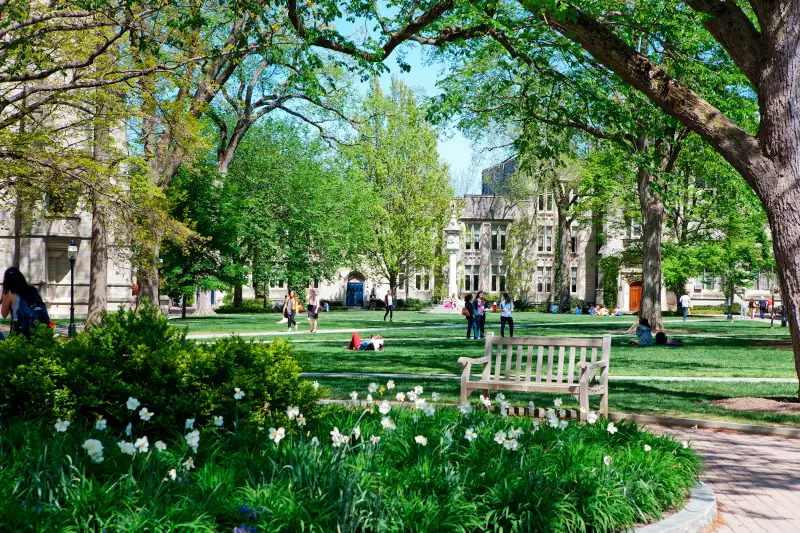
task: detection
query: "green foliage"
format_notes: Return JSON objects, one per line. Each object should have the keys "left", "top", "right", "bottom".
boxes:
{"left": 601, "top": 257, "right": 622, "bottom": 308}
{"left": 216, "top": 299, "right": 282, "bottom": 314}
{"left": 0, "top": 308, "right": 321, "bottom": 431}
{"left": 396, "top": 298, "right": 428, "bottom": 311}
{"left": 0, "top": 403, "right": 701, "bottom": 532}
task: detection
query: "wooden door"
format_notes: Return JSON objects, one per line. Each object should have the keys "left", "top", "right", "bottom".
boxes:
{"left": 629, "top": 285, "right": 642, "bottom": 312}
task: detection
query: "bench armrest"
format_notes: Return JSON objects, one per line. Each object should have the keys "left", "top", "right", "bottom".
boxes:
{"left": 457, "top": 356, "right": 490, "bottom": 367}
{"left": 579, "top": 360, "right": 609, "bottom": 384}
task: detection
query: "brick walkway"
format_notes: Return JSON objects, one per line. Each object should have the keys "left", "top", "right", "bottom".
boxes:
{"left": 657, "top": 426, "right": 800, "bottom": 532}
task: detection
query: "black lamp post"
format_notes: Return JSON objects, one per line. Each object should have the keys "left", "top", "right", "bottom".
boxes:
{"left": 67, "top": 239, "right": 78, "bottom": 337}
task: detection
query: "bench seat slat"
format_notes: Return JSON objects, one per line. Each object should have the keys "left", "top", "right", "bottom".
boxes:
{"left": 465, "top": 382, "right": 606, "bottom": 394}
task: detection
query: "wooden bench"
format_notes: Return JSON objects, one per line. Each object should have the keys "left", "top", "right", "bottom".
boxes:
{"left": 457, "top": 333, "right": 612, "bottom": 421}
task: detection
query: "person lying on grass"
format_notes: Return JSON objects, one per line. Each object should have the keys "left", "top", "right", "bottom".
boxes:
{"left": 346, "top": 331, "right": 384, "bottom": 351}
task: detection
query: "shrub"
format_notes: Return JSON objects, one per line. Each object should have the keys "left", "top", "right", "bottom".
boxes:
{"left": 396, "top": 298, "right": 427, "bottom": 311}
{"left": 216, "top": 298, "right": 281, "bottom": 314}
{"left": 0, "top": 307, "right": 321, "bottom": 431}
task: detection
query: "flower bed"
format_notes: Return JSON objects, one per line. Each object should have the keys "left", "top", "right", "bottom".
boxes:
{"left": 0, "top": 382, "right": 701, "bottom": 532}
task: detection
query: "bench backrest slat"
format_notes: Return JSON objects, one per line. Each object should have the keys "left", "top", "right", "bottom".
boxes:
{"left": 480, "top": 333, "right": 610, "bottom": 384}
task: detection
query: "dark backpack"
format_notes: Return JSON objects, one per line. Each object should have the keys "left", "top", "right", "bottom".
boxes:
{"left": 13, "top": 293, "right": 50, "bottom": 337}
{"left": 655, "top": 332, "right": 668, "bottom": 345}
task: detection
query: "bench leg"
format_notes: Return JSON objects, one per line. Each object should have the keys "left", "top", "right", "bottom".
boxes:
{"left": 579, "top": 382, "right": 589, "bottom": 422}
{"left": 600, "top": 391, "right": 609, "bottom": 417}
{"left": 460, "top": 385, "right": 469, "bottom": 404}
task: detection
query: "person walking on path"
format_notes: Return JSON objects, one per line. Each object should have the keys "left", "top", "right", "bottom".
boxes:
{"left": 499, "top": 292, "right": 514, "bottom": 337}
{"left": 283, "top": 290, "right": 299, "bottom": 331}
{"left": 473, "top": 291, "right": 486, "bottom": 339}
{"left": 383, "top": 289, "right": 395, "bottom": 322}
{"left": 463, "top": 293, "right": 478, "bottom": 339}
{"left": 758, "top": 297, "right": 768, "bottom": 319}
{"left": 748, "top": 298, "right": 757, "bottom": 319}
{"left": 679, "top": 293, "right": 692, "bottom": 321}
{"left": 307, "top": 289, "right": 320, "bottom": 333}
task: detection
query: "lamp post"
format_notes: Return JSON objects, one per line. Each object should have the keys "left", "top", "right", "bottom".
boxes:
{"left": 67, "top": 240, "right": 78, "bottom": 337}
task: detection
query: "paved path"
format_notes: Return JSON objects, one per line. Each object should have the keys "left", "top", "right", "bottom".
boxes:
{"left": 302, "top": 371, "right": 797, "bottom": 383}
{"left": 656, "top": 426, "right": 800, "bottom": 532}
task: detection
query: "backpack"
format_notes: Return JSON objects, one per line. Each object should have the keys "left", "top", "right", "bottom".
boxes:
{"left": 13, "top": 293, "right": 50, "bottom": 337}
{"left": 655, "top": 332, "right": 668, "bottom": 345}
{"left": 461, "top": 307, "right": 470, "bottom": 317}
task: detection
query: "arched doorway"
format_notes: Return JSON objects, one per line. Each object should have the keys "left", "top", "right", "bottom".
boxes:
{"left": 345, "top": 272, "right": 366, "bottom": 307}
{"left": 629, "top": 281, "right": 642, "bottom": 312}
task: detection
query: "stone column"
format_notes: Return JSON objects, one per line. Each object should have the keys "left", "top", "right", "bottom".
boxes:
{"left": 445, "top": 207, "right": 460, "bottom": 301}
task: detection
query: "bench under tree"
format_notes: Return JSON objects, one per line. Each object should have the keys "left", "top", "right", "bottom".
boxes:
{"left": 457, "top": 333, "right": 612, "bottom": 421}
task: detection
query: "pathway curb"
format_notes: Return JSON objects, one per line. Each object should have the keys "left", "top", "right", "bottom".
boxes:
{"left": 634, "top": 484, "right": 717, "bottom": 533}
{"left": 610, "top": 412, "right": 800, "bottom": 439}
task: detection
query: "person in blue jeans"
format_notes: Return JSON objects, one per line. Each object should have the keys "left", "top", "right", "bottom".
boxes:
{"left": 473, "top": 291, "right": 486, "bottom": 339}
{"left": 499, "top": 292, "right": 514, "bottom": 337}
{"left": 463, "top": 293, "right": 478, "bottom": 339}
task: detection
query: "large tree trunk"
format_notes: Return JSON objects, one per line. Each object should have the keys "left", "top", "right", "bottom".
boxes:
{"left": 193, "top": 290, "right": 214, "bottom": 316}
{"left": 86, "top": 195, "right": 108, "bottom": 327}
{"left": 233, "top": 284, "right": 243, "bottom": 307}
{"left": 136, "top": 246, "right": 160, "bottom": 310}
{"left": 638, "top": 164, "right": 664, "bottom": 331}
{"left": 556, "top": 208, "right": 572, "bottom": 311}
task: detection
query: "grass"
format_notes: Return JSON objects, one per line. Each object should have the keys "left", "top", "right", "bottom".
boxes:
{"left": 0, "top": 406, "right": 701, "bottom": 533}
{"left": 315, "top": 377, "right": 800, "bottom": 428}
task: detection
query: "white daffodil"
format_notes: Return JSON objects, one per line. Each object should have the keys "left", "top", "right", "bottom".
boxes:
{"left": 296, "top": 414, "right": 306, "bottom": 427}
{"left": 431, "top": 392, "right": 441, "bottom": 402}
{"left": 370, "top": 435, "right": 381, "bottom": 444}
{"left": 82, "top": 439, "right": 104, "bottom": 461}
{"left": 183, "top": 457, "right": 195, "bottom": 470}
{"left": 134, "top": 436, "right": 149, "bottom": 453}
{"left": 287, "top": 406, "right": 300, "bottom": 419}
{"left": 54, "top": 418, "right": 70, "bottom": 432}
{"left": 155, "top": 440, "right": 167, "bottom": 452}
{"left": 126, "top": 397, "right": 140, "bottom": 410}
{"left": 531, "top": 421, "right": 540, "bottom": 431}
{"left": 125, "top": 423, "right": 132, "bottom": 436}
{"left": 138, "top": 407, "right": 154, "bottom": 421}
{"left": 414, "top": 398, "right": 426, "bottom": 410}
{"left": 168, "top": 468, "right": 177, "bottom": 481}
{"left": 185, "top": 418, "right": 195, "bottom": 430}
{"left": 414, "top": 435, "right": 427, "bottom": 446}
{"left": 682, "top": 440, "right": 689, "bottom": 449}
{"left": 349, "top": 391, "right": 358, "bottom": 404}
{"left": 464, "top": 428, "right": 478, "bottom": 442}
{"left": 603, "top": 455, "right": 613, "bottom": 466}
{"left": 414, "top": 385, "right": 423, "bottom": 395}
{"left": 586, "top": 413, "right": 598, "bottom": 425}
{"left": 499, "top": 408, "right": 508, "bottom": 418}
{"left": 386, "top": 380, "right": 395, "bottom": 390}
{"left": 331, "top": 427, "right": 345, "bottom": 447}
{"left": 368, "top": 382, "right": 378, "bottom": 394}
{"left": 559, "top": 420, "right": 569, "bottom": 431}
{"left": 503, "top": 439, "right": 519, "bottom": 451}
{"left": 607, "top": 422, "right": 618, "bottom": 435}
{"left": 395, "top": 392, "right": 406, "bottom": 402}
{"left": 117, "top": 441, "right": 135, "bottom": 456}
{"left": 185, "top": 430, "right": 200, "bottom": 452}
{"left": 366, "top": 394, "right": 374, "bottom": 405}
{"left": 381, "top": 417, "right": 396, "bottom": 431}
{"left": 500, "top": 400, "right": 511, "bottom": 410}
{"left": 269, "top": 427, "right": 286, "bottom": 445}
{"left": 310, "top": 436, "right": 320, "bottom": 447}
{"left": 554, "top": 398, "right": 562, "bottom": 408}
{"left": 509, "top": 427, "right": 522, "bottom": 439}
{"left": 443, "top": 429, "right": 453, "bottom": 445}
{"left": 234, "top": 388, "right": 246, "bottom": 400}
{"left": 213, "top": 416, "right": 224, "bottom": 427}
{"left": 379, "top": 401, "right": 391, "bottom": 415}
{"left": 644, "top": 444, "right": 652, "bottom": 452}
{"left": 494, "top": 431, "right": 507, "bottom": 445}
{"left": 496, "top": 393, "right": 505, "bottom": 401}
{"left": 312, "top": 381, "right": 320, "bottom": 390}
{"left": 95, "top": 418, "right": 107, "bottom": 431}
{"left": 479, "top": 395, "right": 491, "bottom": 408}
{"left": 407, "top": 391, "right": 418, "bottom": 402}
{"left": 459, "top": 402, "right": 473, "bottom": 415}
{"left": 423, "top": 403, "right": 436, "bottom": 417}
{"left": 353, "top": 426, "right": 362, "bottom": 440}
{"left": 528, "top": 401, "right": 535, "bottom": 412}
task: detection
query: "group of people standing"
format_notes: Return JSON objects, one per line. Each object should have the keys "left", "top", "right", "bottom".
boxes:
{"left": 281, "top": 289, "right": 320, "bottom": 333}
{"left": 462, "top": 291, "right": 515, "bottom": 339}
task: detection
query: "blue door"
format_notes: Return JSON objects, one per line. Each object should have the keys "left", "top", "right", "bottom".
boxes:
{"left": 346, "top": 282, "right": 364, "bottom": 307}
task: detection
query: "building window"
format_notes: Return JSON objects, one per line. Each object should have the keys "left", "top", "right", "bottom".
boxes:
{"left": 545, "top": 226, "right": 553, "bottom": 252}
{"left": 544, "top": 266, "right": 552, "bottom": 292}
{"left": 399, "top": 273, "right": 406, "bottom": 290}
{"left": 491, "top": 224, "right": 508, "bottom": 251}
{"left": 414, "top": 270, "right": 431, "bottom": 291}
{"left": 46, "top": 243, "right": 71, "bottom": 283}
{"left": 537, "top": 194, "right": 544, "bottom": 211}
{"left": 492, "top": 265, "right": 506, "bottom": 293}
{"left": 468, "top": 223, "right": 480, "bottom": 250}
{"left": 538, "top": 228, "right": 544, "bottom": 252}
{"left": 464, "top": 265, "right": 479, "bottom": 292}
{"left": 571, "top": 266, "right": 578, "bottom": 294}
{"left": 537, "top": 191, "right": 554, "bottom": 212}
{"left": 546, "top": 193, "right": 553, "bottom": 212}
{"left": 311, "top": 279, "right": 319, "bottom": 289}
{"left": 270, "top": 280, "right": 285, "bottom": 289}
{"left": 630, "top": 221, "right": 643, "bottom": 239}
{"left": 571, "top": 226, "right": 578, "bottom": 253}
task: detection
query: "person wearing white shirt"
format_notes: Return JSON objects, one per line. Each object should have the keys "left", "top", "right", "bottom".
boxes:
{"left": 384, "top": 290, "right": 395, "bottom": 322}
{"left": 679, "top": 294, "right": 692, "bottom": 321}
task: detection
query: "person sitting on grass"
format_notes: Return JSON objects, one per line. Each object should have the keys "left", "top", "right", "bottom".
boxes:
{"left": 598, "top": 305, "right": 609, "bottom": 316}
{"left": 589, "top": 305, "right": 599, "bottom": 316}
{"left": 613, "top": 306, "right": 623, "bottom": 316}
{"left": 628, "top": 318, "right": 653, "bottom": 346}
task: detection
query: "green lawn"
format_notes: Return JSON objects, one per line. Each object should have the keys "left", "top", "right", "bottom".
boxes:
{"left": 171, "top": 311, "right": 800, "bottom": 427}
{"left": 315, "top": 376, "right": 800, "bottom": 428}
